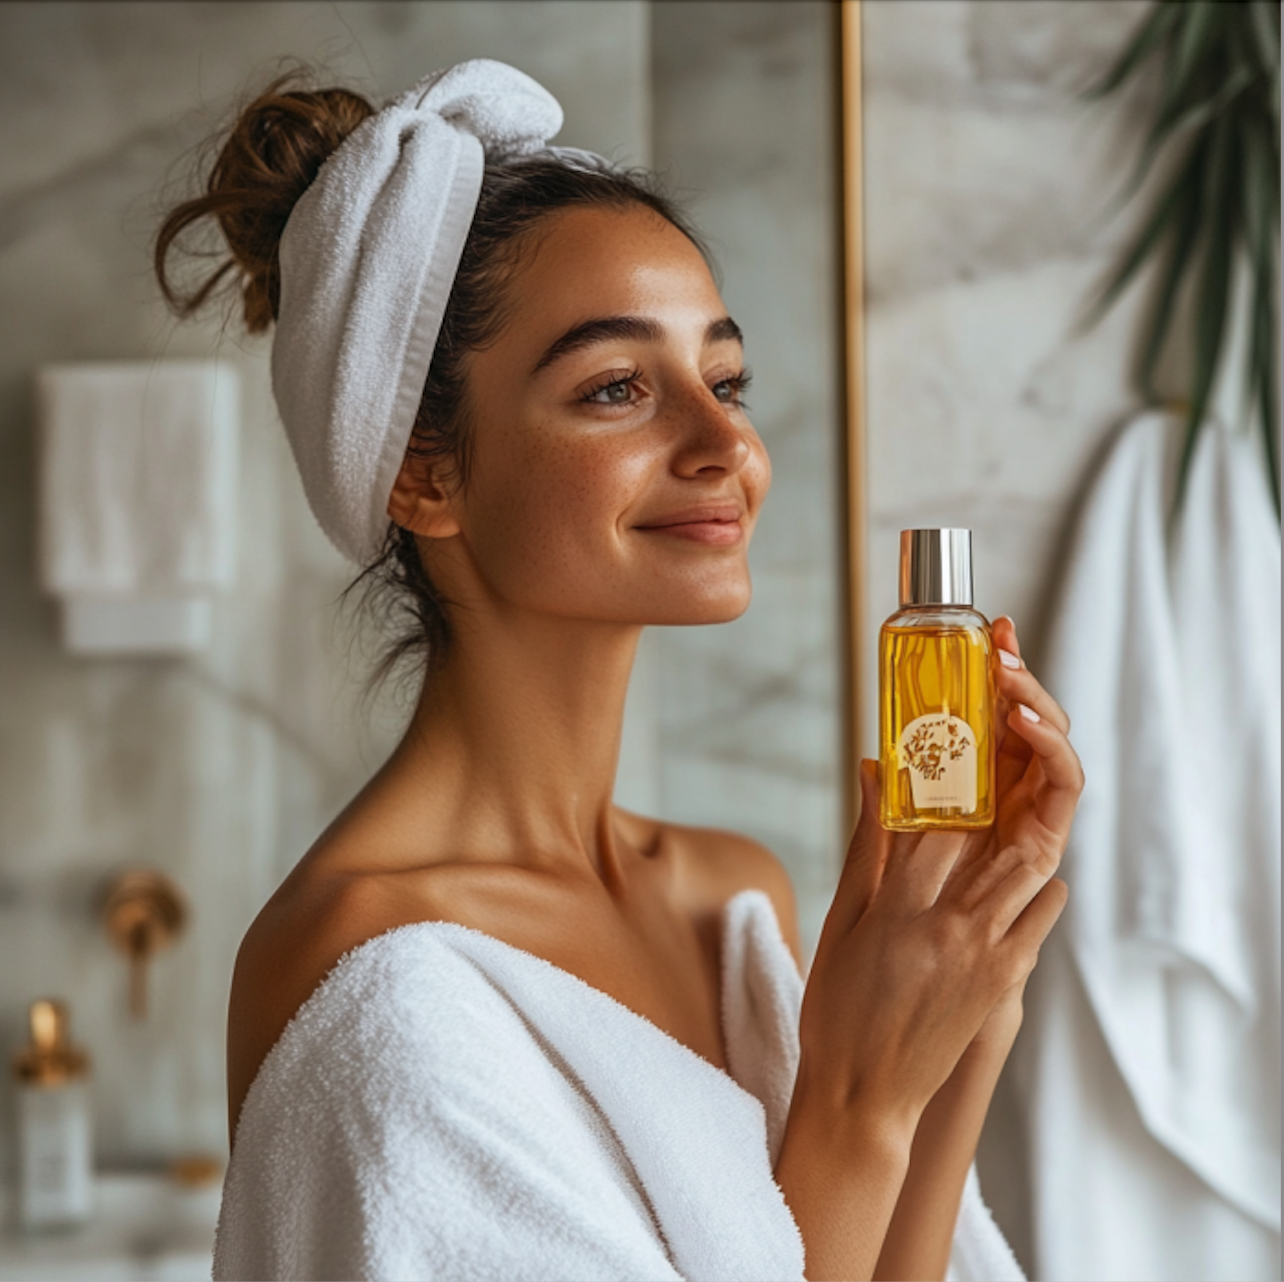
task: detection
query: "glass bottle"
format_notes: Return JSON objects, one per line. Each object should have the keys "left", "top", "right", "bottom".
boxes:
{"left": 13, "top": 998, "right": 93, "bottom": 1232}
{"left": 879, "top": 529, "right": 996, "bottom": 830}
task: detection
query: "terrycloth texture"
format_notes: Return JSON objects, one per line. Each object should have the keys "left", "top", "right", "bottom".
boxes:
{"left": 216, "top": 889, "right": 1023, "bottom": 1281}
{"left": 1016, "top": 410, "right": 1281, "bottom": 1279}
{"left": 36, "top": 361, "right": 239, "bottom": 594}
{"left": 272, "top": 59, "right": 578, "bottom": 566}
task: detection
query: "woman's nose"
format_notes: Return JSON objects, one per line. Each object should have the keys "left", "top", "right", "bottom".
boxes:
{"left": 669, "top": 386, "right": 753, "bottom": 478}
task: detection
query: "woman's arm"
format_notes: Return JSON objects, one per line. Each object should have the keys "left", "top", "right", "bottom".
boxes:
{"left": 775, "top": 837, "right": 1061, "bottom": 1281}
{"left": 775, "top": 1079, "right": 917, "bottom": 1282}
{"left": 778, "top": 1006, "right": 1016, "bottom": 1282}
{"left": 872, "top": 989, "right": 1019, "bottom": 1280}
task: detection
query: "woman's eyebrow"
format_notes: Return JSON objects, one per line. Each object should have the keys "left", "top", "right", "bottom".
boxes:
{"left": 705, "top": 316, "right": 744, "bottom": 346}
{"left": 532, "top": 314, "right": 743, "bottom": 374}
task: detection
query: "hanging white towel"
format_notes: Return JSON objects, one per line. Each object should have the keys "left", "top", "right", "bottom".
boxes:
{"left": 36, "top": 360, "right": 239, "bottom": 652}
{"left": 1016, "top": 410, "right": 1281, "bottom": 1280}
{"left": 215, "top": 888, "right": 1022, "bottom": 1281}
{"left": 37, "top": 361, "right": 239, "bottom": 594}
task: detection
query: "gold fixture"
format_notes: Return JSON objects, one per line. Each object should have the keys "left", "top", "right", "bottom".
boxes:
{"left": 102, "top": 869, "right": 187, "bottom": 1021}
{"left": 13, "top": 999, "right": 90, "bottom": 1086}
{"left": 169, "top": 1154, "right": 223, "bottom": 1189}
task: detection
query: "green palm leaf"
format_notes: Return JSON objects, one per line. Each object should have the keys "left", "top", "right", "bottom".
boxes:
{"left": 1247, "top": 0, "right": 1280, "bottom": 77}
{"left": 1087, "top": 0, "right": 1280, "bottom": 519}
{"left": 1138, "top": 149, "right": 1205, "bottom": 398}
{"left": 1106, "top": 53, "right": 1253, "bottom": 219}
{"left": 1176, "top": 115, "right": 1236, "bottom": 514}
{"left": 1086, "top": 4, "right": 1182, "bottom": 100}
{"left": 1242, "top": 111, "right": 1281, "bottom": 510}
{"left": 1082, "top": 151, "right": 1201, "bottom": 330}
{"left": 1170, "top": 2, "right": 1225, "bottom": 102}
{"left": 1253, "top": 274, "right": 1279, "bottom": 507}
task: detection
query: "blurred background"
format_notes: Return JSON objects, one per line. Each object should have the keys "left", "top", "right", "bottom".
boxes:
{"left": 0, "top": 2, "right": 1277, "bottom": 1280}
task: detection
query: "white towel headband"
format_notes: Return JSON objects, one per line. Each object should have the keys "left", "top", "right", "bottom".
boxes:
{"left": 271, "top": 59, "right": 600, "bottom": 565}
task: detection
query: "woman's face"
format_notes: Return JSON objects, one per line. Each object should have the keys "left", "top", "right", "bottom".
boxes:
{"left": 412, "top": 203, "right": 771, "bottom": 629}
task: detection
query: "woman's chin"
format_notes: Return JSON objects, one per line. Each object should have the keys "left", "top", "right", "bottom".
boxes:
{"left": 638, "top": 580, "right": 753, "bottom": 626}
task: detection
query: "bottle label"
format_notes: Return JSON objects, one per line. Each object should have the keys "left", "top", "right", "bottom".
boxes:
{"left": 897, "top": 712, "right": 978, "bottom": 812}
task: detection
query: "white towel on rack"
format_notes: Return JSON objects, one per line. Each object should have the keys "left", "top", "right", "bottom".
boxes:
{"left": 215, "top": 889, "right": 1022, "bottom": 1281}
{"left": 36, "top": 360, "right": 239, "bottom": 596}
{"left": 1018, "top": 409, "right": 1281, "bottom": 1280}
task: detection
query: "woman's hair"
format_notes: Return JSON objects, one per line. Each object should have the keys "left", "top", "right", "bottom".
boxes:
{"left": 155, "top": 69, "right": 705, "bottom": 686}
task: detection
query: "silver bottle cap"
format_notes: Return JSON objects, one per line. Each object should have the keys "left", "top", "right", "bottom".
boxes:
{"left": 899, "top": 528, "right": 973, "bottom": 606}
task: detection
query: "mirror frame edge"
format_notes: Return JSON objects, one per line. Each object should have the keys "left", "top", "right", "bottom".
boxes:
{"left": 840, "top": 0, "right": 868, "bottom": 837}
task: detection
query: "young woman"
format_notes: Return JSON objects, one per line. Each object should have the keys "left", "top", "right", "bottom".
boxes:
{"left": 157, "top": 60, "right": 1081, "bottom": 1282}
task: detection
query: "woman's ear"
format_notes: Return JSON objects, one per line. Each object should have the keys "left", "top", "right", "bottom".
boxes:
{"left": 386, "top": 454, "right": 463, "bottom": 539}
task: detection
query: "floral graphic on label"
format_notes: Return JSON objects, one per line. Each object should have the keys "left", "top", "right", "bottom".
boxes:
{"left": 897, "top": 712, "right": 978, "bottom": 812}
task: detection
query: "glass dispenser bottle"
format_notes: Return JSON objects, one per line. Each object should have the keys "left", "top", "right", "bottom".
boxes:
{"left": 13, "top": 998, "right": 92, "bottom": 1231}
{"left": 879, "top": 529, "right": 996, "bottom": 830}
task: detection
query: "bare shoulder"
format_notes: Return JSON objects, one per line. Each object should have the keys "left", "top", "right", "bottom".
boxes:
{"left": 227, "top": 820, "right": 497, "bottom": 1135}
{"left": 226, "top": 831, "right": 558, "bottom": 1142}
{"left": 226, "top": 859, "right": 397, "bottom": 1141}
{"left": 622, "top": 811, "right": 802, "bottom": 963}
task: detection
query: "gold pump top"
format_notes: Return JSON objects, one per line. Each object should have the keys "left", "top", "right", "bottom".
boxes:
{"left": 13, "top": 998, "right": 89, "bottom": 1086}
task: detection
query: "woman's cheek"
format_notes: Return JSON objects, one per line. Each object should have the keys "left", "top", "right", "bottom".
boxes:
{"left": 740, "top": 435, "right": 772, "bottom": 525}
{"left": 466, "top": 473, "right": 609, "bottom": 600}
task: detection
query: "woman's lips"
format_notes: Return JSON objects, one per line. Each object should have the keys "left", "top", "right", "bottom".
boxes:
{"left": 634, "top": 504, "right": 745, "bottom": 546}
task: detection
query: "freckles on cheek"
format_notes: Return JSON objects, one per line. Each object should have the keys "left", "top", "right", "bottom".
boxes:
{"left": 746, "top": 439, "right": 772, "bottom": 508}
{"left": 468, "top": 410, "right": 658, "bottom": 593}
{"left": 526, "top": 434, "right": 644, "bottom": 535}
{"left": 475, "top": 445, "right": 602, "bottom": 579}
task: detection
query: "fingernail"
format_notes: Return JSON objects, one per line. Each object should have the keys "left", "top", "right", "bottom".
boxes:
{"left": 1017, "top": 703, "right": 1041, "bottom": 723}
{"left": 999, "top": 649, "right": 1022, "bottom": 670}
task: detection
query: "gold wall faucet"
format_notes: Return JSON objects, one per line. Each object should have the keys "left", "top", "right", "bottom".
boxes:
{"left": 102, "top": 869, "right": 187, "bottom": 1021}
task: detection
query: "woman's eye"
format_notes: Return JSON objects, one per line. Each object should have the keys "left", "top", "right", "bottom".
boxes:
{"left": 597, "top": 381, "right": 633, "bottom": 404}
{"left": 712, "top": 370, "right": 753, "bottom": 406}
{"left": 584, "top": 374, "right": 639, "bottom": 405}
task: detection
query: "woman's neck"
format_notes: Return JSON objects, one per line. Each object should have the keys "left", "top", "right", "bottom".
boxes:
{"left": 380, "top": 614, "right": 642, "bottom": 883}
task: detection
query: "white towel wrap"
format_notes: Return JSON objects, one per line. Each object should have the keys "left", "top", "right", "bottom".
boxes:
{"left": 271, "top": 59, "right": 586, "bottom": 566}
{"left": 215, "top": 889, "right": 1023, "bottom": 1281}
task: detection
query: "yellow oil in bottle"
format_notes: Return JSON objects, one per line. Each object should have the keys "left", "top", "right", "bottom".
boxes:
{"left": 878, "top": 607, "right": 995, "bottom": 830}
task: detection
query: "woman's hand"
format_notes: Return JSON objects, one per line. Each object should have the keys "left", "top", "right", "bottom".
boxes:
{"left": 946, "top": 615, "right": 1081, "bottom": 1064}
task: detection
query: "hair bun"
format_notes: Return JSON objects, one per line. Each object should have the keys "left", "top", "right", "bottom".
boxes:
{"left": 156, "top": 74, "right": 376, "bottom": 333}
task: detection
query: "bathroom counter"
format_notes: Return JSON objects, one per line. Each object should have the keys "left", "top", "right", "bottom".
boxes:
{"left": 0, "top": 1170, "right": 219, "bottom": 1280}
